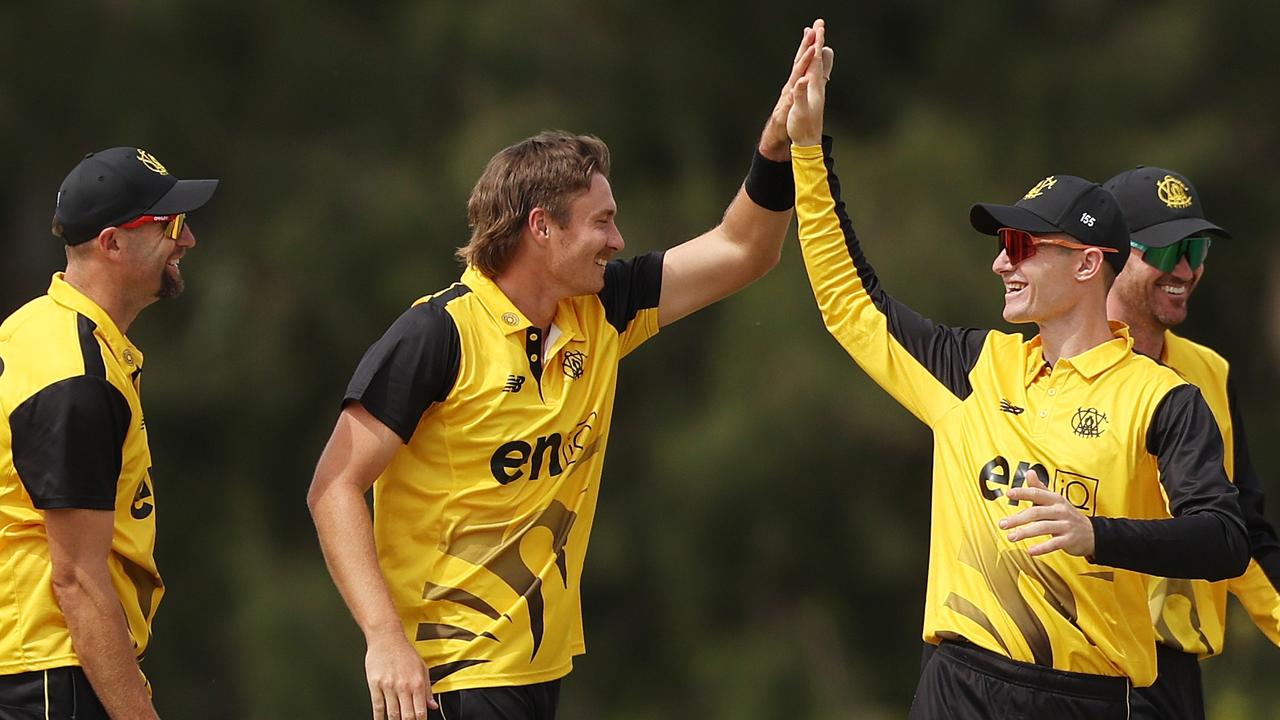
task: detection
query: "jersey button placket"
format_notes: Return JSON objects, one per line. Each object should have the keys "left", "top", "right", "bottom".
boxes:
{"left": 1032, "top": 373, "right": 1061, "bottom": 436}
{"left": 524, "top": 327, "right": 546, "bottom": 400}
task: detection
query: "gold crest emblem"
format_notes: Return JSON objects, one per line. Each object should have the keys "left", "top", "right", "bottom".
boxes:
{"left": 1156, "top": 175, "right": 1193, "bottom": 209}
{"left": 501, "top": 312, "right": 519, "bottom": 326}
{"left": 136, "top": 149, "right": 169, "bottom": 176}
{"left": 1023, "top": 176, "right": 1057, "bottom": 200}
{"left": 123, "top": 348, "right": 136, "bottom": 367}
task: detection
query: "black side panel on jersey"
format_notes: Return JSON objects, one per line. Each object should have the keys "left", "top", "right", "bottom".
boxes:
{"left": 821, "top": 137, "right": 988, "bottom": 400}
{"left": 1226, "top": 373, "right": 1280, "bottom": 588}
{"left": 345, "top": 290, "right": 467, "bottom": 443}
{"left": 598, "top": 251, "right": 664, "bottom": 335}
{"left": 77, "top": 314, "right": 105, "bottom": 378}
{"left": 10, "top": 376, "right": 131, "bottom": 509}
{"left": 1092, "top": 384, "right": 1249, "bottom": 580}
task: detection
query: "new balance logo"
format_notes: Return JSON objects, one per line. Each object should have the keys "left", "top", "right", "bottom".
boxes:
{"left": 503, "top": 375, "right": 526, "bottom": 393}
{"left": 999, "top": 399, "right": 1025, "bottom": 415}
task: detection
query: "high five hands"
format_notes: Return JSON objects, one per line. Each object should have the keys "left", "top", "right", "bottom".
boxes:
{"left": 785, "top": 19, "right": 834, "bottom": 148}
{"left": 1000, "top": 468, "right": 1097, "bottom": 558}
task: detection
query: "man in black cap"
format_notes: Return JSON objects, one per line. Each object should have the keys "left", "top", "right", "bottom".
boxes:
{"left": 784, "top": 50, "right": 1248, "bottom": 718}
{"left": 0, "top": 147, "right": 216, "bottom": 718}
{"left": 1106, "top": 166, "right": 1280, "bottom": 719}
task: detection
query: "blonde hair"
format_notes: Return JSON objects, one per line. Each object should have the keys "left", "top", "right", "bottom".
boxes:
{"left": 458, "top": 131, "right": 610, "bottom": 276}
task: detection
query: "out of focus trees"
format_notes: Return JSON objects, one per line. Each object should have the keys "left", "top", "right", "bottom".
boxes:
{"left": 2, "top": 1, "right": 1277, "bottom": 717}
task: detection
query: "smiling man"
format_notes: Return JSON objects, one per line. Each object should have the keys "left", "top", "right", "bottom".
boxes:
{"left": 1105, "top": 166, "right": 1280, "bottom": 720}
{"left": 0, "top": 147, "right": 216, "bottom": 718}
{"left": 785, "top": 45, "right": 1249, "bottom": 717}
{"left": 307, "top": 22, "right": 831, "bottom": 720}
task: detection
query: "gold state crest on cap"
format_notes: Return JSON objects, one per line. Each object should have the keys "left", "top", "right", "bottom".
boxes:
{"left": 1023, "top": 176, "right": 1057, "bottom": 200}
{"left": 136, "top": 149, "right": 169, "bottom": 176}
{"left": 1156, "top": 175, "right": 1193, "bottom": 209}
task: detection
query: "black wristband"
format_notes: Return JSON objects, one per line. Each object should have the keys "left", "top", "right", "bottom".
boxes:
{"left": 744, "top": 149, "right": 794, "bottom": 211}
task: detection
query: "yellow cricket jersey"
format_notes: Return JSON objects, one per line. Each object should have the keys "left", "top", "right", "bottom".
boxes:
{"left": 792, "top": 140, "right": 1248, "bottom": 687}
{"left": 1150, "top": 331, "right": 1280, "bottom": 655}
{"left": 345, "top": 256, "right": 663, "bottom": 692}
{"left": 0, "top": 274, "right": 163, "bottom": 674}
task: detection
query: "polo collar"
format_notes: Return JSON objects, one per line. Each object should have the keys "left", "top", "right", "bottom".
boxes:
{"left": 1023, "top": 321, "right": 1133, "bottom": 386}
{"left": 47, "top": 273, "right": 144, "bottom": 372}
{"left": 460, "top": 266, "right": 584, "bottom": 341}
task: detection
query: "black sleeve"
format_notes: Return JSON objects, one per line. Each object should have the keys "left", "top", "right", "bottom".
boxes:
{"left": 11, "top": 376, "right": 131, "bottom": 510}
{"left": 820, "top": 137, "right": 988, "bottom": 399}
{"left": 1227, "top": 373, "right": 1280, "bottom": 588}
{"left": 1091, "top": 384, "right": 1250, "bottom": 580}
{"left": 597, "top": 250, "right": 664, "bottom": 334}
{"left": 344, "top": 302, "right": 461, "bottom": 443}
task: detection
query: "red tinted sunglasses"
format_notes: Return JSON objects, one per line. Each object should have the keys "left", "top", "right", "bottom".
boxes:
{"left": 119, "top": 213, "right": 186, "bottom": 240}
{"left": 997, "top": 227, "right": 1118, "bottom": 266}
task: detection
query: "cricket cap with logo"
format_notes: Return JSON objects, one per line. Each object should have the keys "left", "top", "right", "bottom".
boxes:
{"left": 1103, "top": 166, "right": 1231, "bottom": 248}
{"left": 53, "top": 146, "right": 219, "bottom": 246}
{"left": 969, "top": 174, "right": 1130, "bottom": 273}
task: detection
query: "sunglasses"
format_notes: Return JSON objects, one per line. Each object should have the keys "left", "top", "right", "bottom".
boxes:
{"left": 1130, "top": 235, "right": 1211, "bottom": 273}
{"left": 119, "top": 213, "right": 186, "bottom": 240}
{"left": 996, "top": 227, "right": 1119, "bottom": 266}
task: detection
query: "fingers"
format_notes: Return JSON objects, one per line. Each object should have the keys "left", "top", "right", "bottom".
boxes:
{"left": 1027, "top": 536, "right": 1071, "bottom": 557}
{"left": 792, "top": 76, "right": 811, "bottom": 109}
{"left": 1003, "top": 485, "right": 1058, "bottom": 505}
{"left": 1025, "top": 468, "right": 1048, "bottom": 489}
{"left": 821, "top": 47, "right": 835, "bottom": 82}
{"left": 792, "top": 26, "right": 814, "bottom": 65}
{"left": 1004, "top": 519, "right": 1070, "bottom": 544}
{"left": 413, "top": 681, "right": 438, "bottom": 716}
{"left": 785, "top": 45, "right": 818, "bottom": 90}
{"left": 999, "top": 504, "right": 1056, "bottom": 530}
{"left": 383, "top": 692, "right": 403, "bottom": 720}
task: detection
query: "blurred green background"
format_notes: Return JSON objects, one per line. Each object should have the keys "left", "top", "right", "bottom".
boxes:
{"left": 3, "top": 1, "right": 1278, "bottom": 717}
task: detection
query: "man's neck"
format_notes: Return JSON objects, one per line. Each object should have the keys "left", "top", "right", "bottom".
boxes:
{"left": 1110, "top": 310, "right": 1166, "bottom": 360}
{"left": 1036, "top": 307, "right": 1115, "bottom": 366}
{"left": 492, "top": 268, "right": 563, "bottom": 331}
{"left": 61, "top": 265, "right": 140, "bottom": 334}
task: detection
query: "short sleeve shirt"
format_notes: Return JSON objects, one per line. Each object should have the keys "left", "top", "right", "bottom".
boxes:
{"left": 0, "top": 274, "right": 163, "bottom": 673}
{"left": 344, "top": 254, "right": 663, "bottom": 692}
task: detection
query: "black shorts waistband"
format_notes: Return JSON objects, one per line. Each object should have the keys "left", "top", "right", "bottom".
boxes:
{"left": 936, "top": 640, "right": 1129, "bottom": 701}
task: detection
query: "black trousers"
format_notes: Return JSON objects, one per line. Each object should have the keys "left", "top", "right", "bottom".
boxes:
{"left": 910, "top": 641, "right": 1130, "bottom": 719}
{"left": 0, "top": 666, "right": 108, "bottom": 720}
{"left": 428, "top": 679, "right": 561, "bottom": 720}
{"left": 1129, "top": 644, "right": 1204, "bottom": 720}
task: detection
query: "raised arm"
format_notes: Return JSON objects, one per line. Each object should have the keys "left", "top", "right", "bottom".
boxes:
{"left": 655, "top": 21, "right": 823, "bottom": 327}
{"left": 786, "top": 26, "right": 987, "bottom": 426}
{"left": 307, "top": 404, "right": 438, "bottom": 720}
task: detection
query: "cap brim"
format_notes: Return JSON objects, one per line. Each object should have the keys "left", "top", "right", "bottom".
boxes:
{"left": 969, "top": 203, "right": 1060, "bottom": 236}
{"left": 1130, "top": 217, "right": 1231, "bottom": 248}
{"left": 146, "top": 178, "right": 219, "bottom": 215}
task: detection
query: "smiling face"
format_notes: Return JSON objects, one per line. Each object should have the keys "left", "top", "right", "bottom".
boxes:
{"left": 1108, "top": 245, "right": 1203, "bottom": 333}
{"left": 544, "top": 172, "right": 625, "bottom": 296}
{"left": 118, "top": 218, "right": 197, "bottom": 303}
{"left": 991, "top": 233, "right": 1090, "bottom": 325}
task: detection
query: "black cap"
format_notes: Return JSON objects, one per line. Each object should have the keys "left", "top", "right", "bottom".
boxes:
{"left": 1103, "top": 166, "right": 1230, "bottom": 248}
{"left": 54, "top": 147, "right": 219, "bottom": 246}
{"left": 970, "top": 174, "right": 1130, "bottom": 274}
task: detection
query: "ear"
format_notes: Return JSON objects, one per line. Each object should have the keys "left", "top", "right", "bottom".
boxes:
{"left": 527, "top": 208, "right": 551, "bottom": 247}
{"left": 1076, "top": 248, "right": 1106, "bottom": 283}
{"left": 96, "top": 227, "right": 123, "bottom": 255}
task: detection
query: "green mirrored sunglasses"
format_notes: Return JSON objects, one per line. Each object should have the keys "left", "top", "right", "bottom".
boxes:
{"left": 1130, "top": 235, "right": 1211, "bottom": 273}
